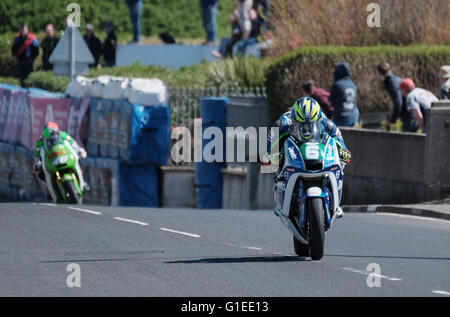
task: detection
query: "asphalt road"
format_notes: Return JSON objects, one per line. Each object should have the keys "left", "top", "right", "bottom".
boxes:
{"left": 0, "top": 203, "right": 449, "bottom": 297}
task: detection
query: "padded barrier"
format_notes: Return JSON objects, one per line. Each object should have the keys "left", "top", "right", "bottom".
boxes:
{"left": 195, "top": 97, "right": 227, "bottom": 209}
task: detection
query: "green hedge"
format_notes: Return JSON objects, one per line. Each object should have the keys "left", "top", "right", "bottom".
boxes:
{"left": 265, "top": 45, "right": 450, "bottom": 124}
{"left": 0, "top": 0, "right": 233, "bottom": 39}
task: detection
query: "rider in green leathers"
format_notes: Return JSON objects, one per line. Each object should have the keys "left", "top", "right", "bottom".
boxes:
{"left": 33, "top": 122, "right": 88, "bottom": 202}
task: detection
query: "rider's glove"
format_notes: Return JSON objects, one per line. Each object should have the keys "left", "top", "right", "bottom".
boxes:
{"left": 79, "top": 148, "right": 87, "bottom": 159}
{"left": 33, "top": 160, "right": 42, "bottom": 173}
{"left": 269, "top": 152, "right": 282, "bottom": 167}
{"left": 339, "top": 148, "right": 352, "bottom": 165}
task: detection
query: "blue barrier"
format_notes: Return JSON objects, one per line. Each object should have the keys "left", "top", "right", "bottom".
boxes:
{"left": 195, "top": 97, "right": 227, "bottom": 209}
{"left": 123, "top": 104, "right": 171, "bottom": 165}
{"left": 119, "top": 163, "right": 159, "bottom": 207}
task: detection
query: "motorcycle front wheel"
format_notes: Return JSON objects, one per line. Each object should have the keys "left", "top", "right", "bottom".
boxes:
{"left": 63, "top": 180, "right": 82, "bottom": 205}
{"left": 309, "top": 198, "right": 325, "bottom": 260}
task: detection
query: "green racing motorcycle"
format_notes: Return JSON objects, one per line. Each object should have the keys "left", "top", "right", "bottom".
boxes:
{"left": 42, "top": 135, "right": 84, "bottom": 204}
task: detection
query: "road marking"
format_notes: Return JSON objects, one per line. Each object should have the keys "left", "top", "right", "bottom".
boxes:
{"left": 224, "top": 242, "right": 262, "bottom": 251}
{"left": 68, "top": 207, "right": 102, "bottom": 215}
{"left": 432, "top": 290, "right": 450, "bottom": 296}
{"left": 272, "top": 252, "right": 297, "bottom": 257}
{"left": 113, "top": 217, "right": 148, "bottom": 226}
{"left": 160, "top": 228, "right": 200, "bottom": 238}
{"left": 40, "top": 203, "right": 56, "bottom": 207}
{"left": 343, "top": 267, "right": 402, "bottom": 281}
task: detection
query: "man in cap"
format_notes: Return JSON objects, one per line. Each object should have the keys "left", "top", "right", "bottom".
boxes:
{"left": 83, "top": 24, "right": 102, "bottom": 68}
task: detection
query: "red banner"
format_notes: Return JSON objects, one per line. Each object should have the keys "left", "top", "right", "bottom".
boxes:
{"left": 29, "top": 97, "right": 71, "bottom": 149}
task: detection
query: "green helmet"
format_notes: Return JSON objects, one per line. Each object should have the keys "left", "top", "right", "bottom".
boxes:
{"left": 292, "top": 97, "right": 322, "bottom": 123}
{"left": 42, "top": 122, "right": 60, "bottom": 139}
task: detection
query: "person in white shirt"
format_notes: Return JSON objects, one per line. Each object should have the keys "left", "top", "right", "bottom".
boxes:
{"left": 399, "top": 78, "right": 438, "bottom": 133}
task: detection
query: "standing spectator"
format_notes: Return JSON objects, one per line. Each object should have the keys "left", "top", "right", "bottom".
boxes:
{"left": 439, "top": 65, "right": 450, "bottom": 100}
{"left": 103, "top": 22, "right": 117, "bottom": 67}
{"left": 126, "top": 0, "right": 143, "bottom": 43}
{"left": 329, "top": 62, "right": 359, "bottom": 127}
{"left": 302, "top": 80, "right": 333, "bottom": 119}
{"left": 377, "top": 62, "right": 418, "bottom": 132}
{"left": 84, "top": 24, "right": 102, "bottom": 68}
{"left": 199, "top": 0, "right": 219, "bottom": 45}
{"left": 11, "top": 24, "right": 39, "bottom": 87}
{"left": 399, "top": 78, "right": 439, "bottom": 133}
{"left": 41, "top": 24, "right": 59, "bottom": 71}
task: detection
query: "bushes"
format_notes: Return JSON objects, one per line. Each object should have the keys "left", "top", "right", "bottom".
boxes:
{"left": 0, "top": 33, "right": 17, "bottom": 77}
{"left": 207, "top": 57, "right": 271, "bottom": 88}
{"left": 20, "top": 58, "right": 270, "bottom": 92}
{"left": 265, "top": 45, "right": 450, "bottom": 124}
{"left": 269, "top": 0, "right": 450, "bottom": 57}
{"left": 0, "top": 0, "right": 233, "bottom": 40}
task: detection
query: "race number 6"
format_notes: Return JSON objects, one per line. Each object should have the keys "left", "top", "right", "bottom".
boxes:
{"left": 305, "top": 144, "right": 320, "bottom": 160}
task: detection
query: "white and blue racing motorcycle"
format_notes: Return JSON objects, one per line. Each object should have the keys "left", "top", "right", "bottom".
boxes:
{"left": 273, "top": 121, "right": 345, "bottom": 260}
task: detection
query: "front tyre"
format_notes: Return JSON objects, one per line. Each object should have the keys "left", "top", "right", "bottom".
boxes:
{"left": 63, "top": 180, "right": 82, "bottom": 205}
{"left": 309, "top": 198, "right": 325, "bottom": 260}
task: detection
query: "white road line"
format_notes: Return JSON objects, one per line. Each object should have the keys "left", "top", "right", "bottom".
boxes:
{"left": 160, "top": 228, "right": 201, "bottom": 238}
{"left": 68, "top": 207, "right": 102, "bottom": 215}
{"left": 343, "top": 267, "right": 402, "bottom": 281}
{"left": 224, "top": 242, "right": 262, "bottom": 251}
{"left": 432, "top": 290, "right": 450, "bottom": 296}
{"left": 113, "top": 217, "right": 148, "bottom": 226}
{"left": 40, "top": 203, "right": 56, "bottom": 207}
{"left": 272, "top": 252, "right": 297, "bottom": 257}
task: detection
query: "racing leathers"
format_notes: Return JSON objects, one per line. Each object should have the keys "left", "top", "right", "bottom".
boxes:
{"left": 267, "top": 111, "right": 351, "bottom": 171}
{"left": 34, "top": 131, "right": 87, "bottom": 202}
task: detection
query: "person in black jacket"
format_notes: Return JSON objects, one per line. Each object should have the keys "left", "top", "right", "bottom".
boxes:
{"left": 329, "top": 62, "right": 359, "bottom": 127}
{"left": 41, "top": 24, "right": 59, "bottom": 70}
{"left": 102, "top": 22, "right": 117, "bottom": 67}
{"left": 84, "top": 24, "right": 102, "bottom": 68}
{"left": 377, "top": 62, "right": 418, "bottom": 132}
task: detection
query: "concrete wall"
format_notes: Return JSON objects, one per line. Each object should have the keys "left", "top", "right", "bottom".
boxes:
{"left": 425, "top": 103, "right": 450, "bottom": 201}
{"left": 116, "top": 44, "right": 218, "bottom": 70}
{"left": 340, "top": 128, "right": 426, "bottom": 204}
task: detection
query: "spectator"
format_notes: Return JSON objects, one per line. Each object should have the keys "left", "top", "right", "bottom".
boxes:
{"left": 11, "top": 24, "right": 39, "bottom": 87}
{"left": 439, "top": 65, "right": 450, "bottom": 100}
{"left": 84, "top": 24, "right": 102, "bottom": 68}
{"left": 235, "top": 8, "right": 261, "bottom": 55}
{"left": 103, "top": 22, "right": 117, "bottom": 67}
{"left": 199, "top": 0, "right": 219, "bottom": 45}
{"left": 329, "top": 62, "right": 359, "bottom": 127}
{"left": 126, "top": 0, "right": 142, "bottom": 43}
{"left": 399, "top": 78, "right": 439, "bottom": 133}
{"left": 377, "top": 62, "right": 418, "bottom": 132}
{"left": 41, "top": 24, "right": 59, "bottom": 71}
{"left": 212, "top": 0, "right": 254, "bottom": 58}
{"left": 252, "top": 0, "right": 270, "bottom": 31}
{"left": 302, "top": 80, "right": 333, "bottom": 119}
